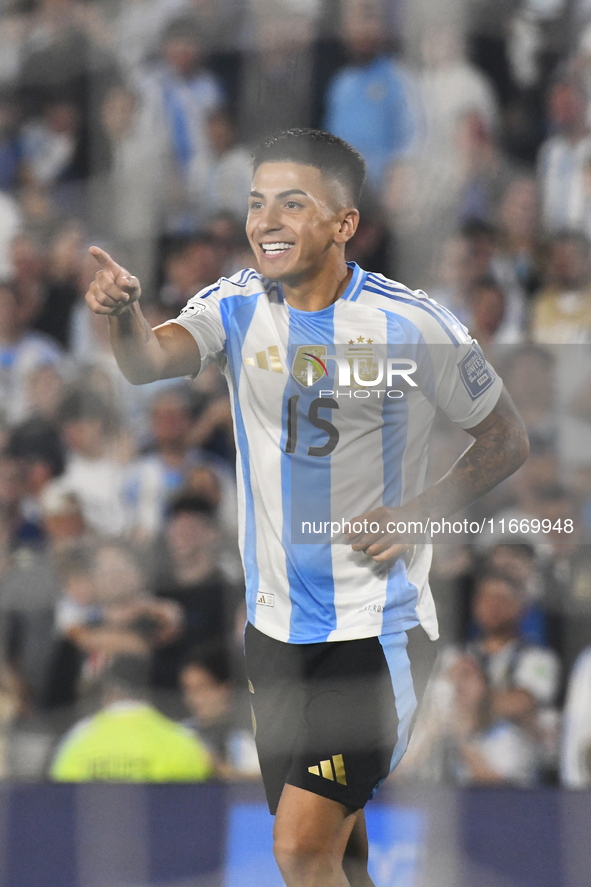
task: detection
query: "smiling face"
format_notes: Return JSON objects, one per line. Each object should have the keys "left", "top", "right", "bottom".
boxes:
{"left": 246, "top": 162, "right": 358, "bottom": 286}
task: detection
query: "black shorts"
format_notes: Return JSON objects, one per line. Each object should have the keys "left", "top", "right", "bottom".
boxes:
{"left": 244, "top": 621, "right": 438, "bottom": 814}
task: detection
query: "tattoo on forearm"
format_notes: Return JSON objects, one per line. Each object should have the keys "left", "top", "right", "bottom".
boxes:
{"left": 143, "top": 318, "right": 151, "bottom": 343}
{"left": 424, "top": 392, "right": 528, "bottom": 520}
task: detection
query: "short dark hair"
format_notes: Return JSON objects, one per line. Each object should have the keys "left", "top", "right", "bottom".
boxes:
{"left": 167, "top": 491, "right": 216, "bottom": 519}
{"left": 475, "top": 569, "right": 523, "bottom": 598}
{"left": 251, "top": 129, "right": 366, "bottom": 207}
{"left": 59, "top": 388, "right": 111, "bottom": 427}
{"left": 6, "top": 418, "right": 65, "bottom": 478}
{"left": 183, "top": 643, "right": 231, "bottom": 685}
{"left": 101, "top": 654, "right": 150, "bottom": 697}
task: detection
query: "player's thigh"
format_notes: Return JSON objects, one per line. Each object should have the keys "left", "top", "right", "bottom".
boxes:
{"left": 286, "top": 635, "right": 400, "bottom": 811}
{"left": 274, "top": 783, "right": 357, "bottom": 861}
{"left": 244, "top": 622, "right": 307, "bottom": 814}
{"left": 287, "top": 627, "right": 439, "bottom": 808}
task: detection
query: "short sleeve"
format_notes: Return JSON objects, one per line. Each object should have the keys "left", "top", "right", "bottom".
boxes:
{"left": 169, "top": 281, "right": 227, "bottom": 372}
{"left": 430, "top": 337, "right": 503, "bottom": 430}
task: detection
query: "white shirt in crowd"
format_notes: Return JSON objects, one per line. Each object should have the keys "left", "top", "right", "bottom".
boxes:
{"left": 561, "top": 646, "right": 591, "bottom": 788}
{"left": 537, "top": 133, "right": 591, "bottom": 234}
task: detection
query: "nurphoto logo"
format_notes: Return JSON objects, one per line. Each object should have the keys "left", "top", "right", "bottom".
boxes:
{"left": 291, "top": 341, "right": 417, "bottom": 390}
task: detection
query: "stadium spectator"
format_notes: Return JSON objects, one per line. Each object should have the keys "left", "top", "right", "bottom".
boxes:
{"left": 323, "top": 0, "right": 416, "bottom": 188}
{"left": 9, "top": 232, "right": 49, "bottom": 330}
{"left": 158, "top": 233, "right": 221, "bottom": 310}
{"left": 0, "top": 87, "right": 23, "bottom": 192}
{"left": 22, "top": 365, "right": 66, "bottom": 425}
{"left": 110, "top": 0, "right": 190, "bottom": 75}
{"left": 16, "top": 0, "right": 120, "bottom": 163}
{"left": 402, "top": 568, "right": 560, "bottom": 785}
{"left": 464, "top": 0, "right": 519, "bottom": 111}
{"left": 418, "top": 24, "right": 499, "bottom": 158}
{"left": 537, "top": 73, "right": 591, "bottom": 235}
{"left": 97, "top": 84, "right": 173, "bottom": 294}
{"left": 0, "top": 503, "right": 61, "bottom": 719}
{"left": 429, "top": 233, "right": 476, "bottom": 324}
{"left": 465, "top": 569, "right": 561, "bottom": 772}
{"left": 138, "top": 17, "right": 224, "bottom": 204}
{"left": 50, "top": 653, "right": 212, "bottom": 781}
{"left": 52, "top": 541, "right": 99, "bottom": 640}
{"left": 42, "top": 539, "right": 98, "bottom": 711}
{"left": 384, "top": 37, "right": 502, "bottom": 287}
{"left": 39, "top": 483, "right": 88, "bottom": 553}
{"left": 207, "top": 210, "right": 255, "bottom": 277}
{"left": 4, "top": 417, "right": 65, "bottom": 548}
{"left": 401, "top": 651, "right": 541, "bottom": 786}
{"left": 0, "top": 280, "right": 63, "bottom": 425}
{"left": 461, "top": 217, "right": 527, "bottom": 340}
{"left": 0, "top": 190, "right": 20, "bottom": 279}
{"left": 25, "top": 221, "right": 85, "bottom": 351}
{"left": 454, "top": 111, "right": 518, "bottom": 226}
{"left": 151, "top": 493, "right": 240, "bottom": 692}
{"left": 501, "top": 345, "right": 557, "bottom": 443}
{"left": 534, "top": 486, "right": 590, "bottom": 673}
{"left": 56, "top": 389, "right": 129, "bottom": 538}
{"left": 496, "top": 175, "right": 543, "bottom": 298}
{"left": 21, "top": 99, "right": 82, "bottom": 203}
{"left": 484, "top": 541, "right": 548, "bottom": 647}
{"left": 237, "top": 0, "right": 319, "bottom": 143}
{"left": 124, "top": 386, "right": 203, "bottom": 542}
{"left": 188, "top": 107, "right": 252, "bottom": 221}
{"left": 344, "top": 193, "right": 395, "bottom": 274}
{"left": 180, "top": 644, "right": 259, "bottom": 777}
{"left": 188, "top": 361, "right": 236, "bottom": 464}
{"left": 561, "top": 644, "right": 591, "bottom": 787}
{"left": 44, "top": 539, "right": 182, "bottom": 710}
{"left": 529, "top": 230, "right": 591, "bottom": 344}
{"left": 183, "top": 463, "right": 239, "bottom": 554}
{"left": 467, "top": 276, "right": 511, "bottom": 346}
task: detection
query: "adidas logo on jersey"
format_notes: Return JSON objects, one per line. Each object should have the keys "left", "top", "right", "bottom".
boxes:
{"left": 244, "top": 346, "right": 283, "bottom": 373}
{"left": 308, "top": 754, "right": 347, "bottom": 785}
{"left": 256, "top": 592, "right": 274, "bottom": 607}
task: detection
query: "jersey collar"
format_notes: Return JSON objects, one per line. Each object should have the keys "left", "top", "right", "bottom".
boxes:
{"left": 340, "top": 262, "right": 368, "bottom": 302}
{"left": 276, "top": 262, "right": 367, "bottom": 308}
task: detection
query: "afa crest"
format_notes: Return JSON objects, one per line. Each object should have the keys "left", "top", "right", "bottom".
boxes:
{"left": 291, "top": 345, "right": 328, "bottom": 388}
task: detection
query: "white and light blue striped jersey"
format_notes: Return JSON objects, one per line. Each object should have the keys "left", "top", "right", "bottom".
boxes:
{"left": 171, "top": 263, "right": 503, "bottom": 644}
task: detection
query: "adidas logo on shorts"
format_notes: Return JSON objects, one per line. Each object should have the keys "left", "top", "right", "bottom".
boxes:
{"left": 308, "top": 754, "right": 347, "bottom": 785}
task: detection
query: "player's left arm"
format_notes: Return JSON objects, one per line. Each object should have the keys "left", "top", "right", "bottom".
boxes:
{"left": 416, "top": 385, "right": 529, "bottom": 524}
{"left": 349, "top": 386, "right": 529, "bottom": 562}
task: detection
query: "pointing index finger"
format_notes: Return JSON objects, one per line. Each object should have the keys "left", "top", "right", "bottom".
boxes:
{"left": 89, "top": 245, "right": 121, "bottom": 278}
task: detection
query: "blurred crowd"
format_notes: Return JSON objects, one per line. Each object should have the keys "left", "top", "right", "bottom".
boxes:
{"left": 0, "top": 0, "right": 589, "bottom": 787}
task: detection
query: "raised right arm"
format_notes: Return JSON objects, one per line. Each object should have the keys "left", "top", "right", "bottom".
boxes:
{"left": 85, "top": 246, "right": 201, "bottom": 384}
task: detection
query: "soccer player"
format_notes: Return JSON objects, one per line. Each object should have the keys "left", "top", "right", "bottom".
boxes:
{"left": 85, "top": 129, "right": 529, "bottom": 887}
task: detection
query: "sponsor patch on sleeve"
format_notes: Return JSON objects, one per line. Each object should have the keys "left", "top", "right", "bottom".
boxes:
{"left": 180, "top": 300, "right": 207, "bottom": 318}
{"left": 458, "top": 343, "right": 495, "bottom": 400}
